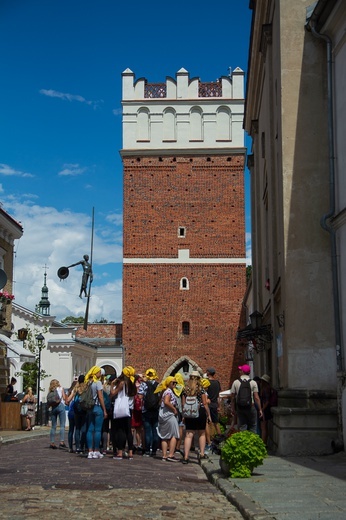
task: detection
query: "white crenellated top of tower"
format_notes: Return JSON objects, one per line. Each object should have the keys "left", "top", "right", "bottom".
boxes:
{"left": 122, "top": 67, "right": 244, "bottom": 101}
{"left": 121, "top": 68, "right": 245, "bottom": 151}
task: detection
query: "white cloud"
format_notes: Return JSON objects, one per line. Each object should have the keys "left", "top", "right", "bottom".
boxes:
{"left": 39, "top": 89, "right": 103, "bottom": 109}
{"left": 0, "top": 163, "right": 34, "bottom": 178}
{"left": 58, "top": 163, "right": 87, "bottom": 176}
{"left": 4, "top": 199, "right": 123, "bottom": 323}
{"left": 106, "top": 212, "right": 123, "bottom": 226}
{"left": 112, "top": 108, "right": 122, "bottom": 116}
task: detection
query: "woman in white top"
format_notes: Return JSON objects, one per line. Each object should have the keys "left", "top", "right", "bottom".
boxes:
{"left": 48, "top": 379, "right": 67, "bottom": 449}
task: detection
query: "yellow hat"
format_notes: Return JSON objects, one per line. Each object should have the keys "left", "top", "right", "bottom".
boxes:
{"left": 85, "top": 366, "right": 102, "bottom": 383}
{"left": 122, "top": 366, "right": 136, "bottom": 383}
{"left": 173, "top": 373, "right": 185, "bottom": 397}
{"left": 154, "top": 376, "right": 176, "bottom": 394}
{"left": 201, "top": 378, "right": 211, "bottom": 389}
{"left": 145, "top": 368, "right": 158, "bottom": 380}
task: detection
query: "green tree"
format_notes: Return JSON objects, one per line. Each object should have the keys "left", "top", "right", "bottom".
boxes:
{"left": 246, "top": 265, "right": 252, "bottom": 284}
{"left": 14, "top": 324, "right": 50, "bottom": 393}
{"left": 61, "top": 315, "right": 84, "bottom": 324}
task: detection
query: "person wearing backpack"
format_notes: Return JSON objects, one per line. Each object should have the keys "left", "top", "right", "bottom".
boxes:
{"left": 227, "top": 364, "right": 263, "bottom": 434}
{"left": 66, "top": 375, "right": 87, "bottom": 454}
{"left": 84, "top": 366, "right": 108, "bottom": 459}
{"left": 138, "top": 368, "right": 160, "bottom": 457}
{"left": 47, "top": 379, "right": 68, "bottom": 449}
{"left": 181, "top": 371, "right": 212, "bottom": 464}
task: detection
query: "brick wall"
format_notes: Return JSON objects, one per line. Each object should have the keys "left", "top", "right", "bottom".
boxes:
{"left": 123, "top": 155, "right": 245, "bottom": 258}
{"left": 122, "top": 153, "right": 246, "bottom": 390}
{"left": 75, "top": 323, "right": 122, "bottom": 340}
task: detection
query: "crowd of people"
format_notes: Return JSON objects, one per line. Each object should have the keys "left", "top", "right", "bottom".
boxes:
{"left": 43, "top": 362, "right": 276, "bottom": 460}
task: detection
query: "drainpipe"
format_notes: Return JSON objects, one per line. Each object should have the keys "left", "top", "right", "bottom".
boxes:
{"left": 306, "top": 5, "right": 343, "bottom": 374}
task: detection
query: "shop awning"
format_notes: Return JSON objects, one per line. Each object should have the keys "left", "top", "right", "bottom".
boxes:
{"left": 0, "top": 334, "right": 35, "bottom": 363}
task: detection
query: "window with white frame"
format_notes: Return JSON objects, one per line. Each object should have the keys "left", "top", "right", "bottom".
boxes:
{"left": 180, "top": 277, "right": 189, "bottom": 290}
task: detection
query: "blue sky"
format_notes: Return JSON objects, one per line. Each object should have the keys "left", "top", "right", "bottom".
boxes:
{"left": 0, "top": 0, "right": 252, "bottom": 323}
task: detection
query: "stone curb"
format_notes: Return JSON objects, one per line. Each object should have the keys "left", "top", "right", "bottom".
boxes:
{"left": 200, "top": 455, "right": 275, "bottom": 520}
{"left": 0, "top": 427, "right": 49, "bottom": 446}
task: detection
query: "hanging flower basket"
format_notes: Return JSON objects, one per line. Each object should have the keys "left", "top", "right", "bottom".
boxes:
{"left": 0, "top": 291, "right": 14, "bottom": 305}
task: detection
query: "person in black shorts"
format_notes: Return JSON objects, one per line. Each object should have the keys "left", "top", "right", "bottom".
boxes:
{"left": 205, "top": 368, "right": 222, "bottom": 446}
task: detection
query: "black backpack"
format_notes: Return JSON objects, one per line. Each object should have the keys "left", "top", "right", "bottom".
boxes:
{"left": 236, "top": 378, "right": 252, "bottom": 409}
{"left": 144, "top": 381, "right": 160, "bottom": 411}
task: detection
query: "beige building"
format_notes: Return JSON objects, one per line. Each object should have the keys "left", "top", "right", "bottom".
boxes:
{"left": 244, "top": 0, "right": 345, "bottom": 455}
{"left": 0, "top": 208, "right": 23, "bottom": 396}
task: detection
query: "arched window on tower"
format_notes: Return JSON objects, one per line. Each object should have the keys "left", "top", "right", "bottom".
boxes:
{"left": 163, "top": 108, "right": 176, "bottom": 141}
{"left": 137, "top": 108, "right": 150, "bottom": 141}
{"left": 182, "top": 321, "right": 190, "bottom": 335}
{"left": 180, "top": 277, "right": 189, "bottom": 290}
{"left": 190, "top": 107, "right": 203, "bottom": 141}
{"left": 216, "top": 106, "right": 231, "bottom": 141}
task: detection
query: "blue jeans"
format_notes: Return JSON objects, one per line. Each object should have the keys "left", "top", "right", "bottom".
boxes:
{"left": 237, "top": 406, "right": 258, "bottom": 434}
{"left": 74, "top": 411, "right": 87, "bottom": 451}
{"left": 50, "top": 402, "right": 66, "bottom": 443}
{"left": 68, "top": 412, "right": 75, "bottom": 450}
{"left": 86, "top": 405, "right": 104, "bottom": 451}
{"left": 143, "top": 410, "right": 159, "bottom": 454}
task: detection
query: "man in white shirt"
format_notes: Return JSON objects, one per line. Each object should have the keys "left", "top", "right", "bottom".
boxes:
{"left": 220, "top": 364, "right": 263, "bottom": 433}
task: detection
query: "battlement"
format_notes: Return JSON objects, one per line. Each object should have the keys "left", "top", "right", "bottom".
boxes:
{"left": 122, "top": 67, "right": 244, "bottom": 101}
{"left": 121, "top": 68, "right": 245, "bottom": 152}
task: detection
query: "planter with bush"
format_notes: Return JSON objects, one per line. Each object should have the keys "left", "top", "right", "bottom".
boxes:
{"left": 220, "top": 430, "right": 267, "bottom": 478}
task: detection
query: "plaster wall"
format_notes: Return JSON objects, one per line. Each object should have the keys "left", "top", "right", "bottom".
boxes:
{"left": 276, "top": 0, "right": 335, "bottom": 390}
{"left": 122, "top": 68, "right": 245, "bottom": 150}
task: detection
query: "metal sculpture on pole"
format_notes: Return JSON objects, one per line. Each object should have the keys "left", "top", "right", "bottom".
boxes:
{"left": 57, "top": 208, "right": 95, "bottom": 330}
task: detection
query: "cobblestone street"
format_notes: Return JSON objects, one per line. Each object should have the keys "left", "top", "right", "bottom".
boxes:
{"left": 0, "top": 436, "right": 243, "bottom": 519}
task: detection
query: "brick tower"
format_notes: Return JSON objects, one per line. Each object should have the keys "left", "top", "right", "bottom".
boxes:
{"left": 121, "top": 68, "right": 246, "bottom": 389}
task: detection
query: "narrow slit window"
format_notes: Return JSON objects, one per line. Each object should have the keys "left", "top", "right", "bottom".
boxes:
{"left": 178, "top": 226, "right": 186, "bottom": 237}
{"left": 182, "top": 321, "right": 190, "bottom": 335}
{"left": 180, "top": 277, "right": 189, "bottom": 290}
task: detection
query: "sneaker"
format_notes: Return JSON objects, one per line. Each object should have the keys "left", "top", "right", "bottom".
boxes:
{"left": 161, "top": 457, "right": 168, "bottom": 462}
{"left": 87, "top": 452, "right": 94, "bottom": 459}
{"left": 92, "top": 451, "right": 104, "bottom": 459}
{"left": 143, "top": 452, "right": 150, "bottom": 457}
{"left": 182, "top": 458, "right": 189, "bottom": 464}
{"left": 167, "top": 457, "right": 179, "bottom": 462}
{"left": 128, "top": 457, "right": 133, "bottom": 461}
{"left": 113, "top": 456, "right": 123, "bottom": 460}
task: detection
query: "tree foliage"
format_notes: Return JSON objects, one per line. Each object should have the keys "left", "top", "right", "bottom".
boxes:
{"left": 14, "top": 322, "right": 50, "bottom": 393}
{"left": 61, "top": 315, "right": 85, "bottom": 324}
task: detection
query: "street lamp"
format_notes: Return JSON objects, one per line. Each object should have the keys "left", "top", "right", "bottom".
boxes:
{"left": 236, "top": 310, "right": 272, "bottom": 353}
{"left": 35, "top": 333, "right": 45, "bottom": 425}
{"left": 18, "top": 327, "right": 28, "bottom": 345}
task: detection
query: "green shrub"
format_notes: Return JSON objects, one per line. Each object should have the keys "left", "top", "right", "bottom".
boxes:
{"left": 221, "top": 430, "right": 267, "bottom": 478}
{"left": 219, "top": 415, "right": 228, "bottom": 428}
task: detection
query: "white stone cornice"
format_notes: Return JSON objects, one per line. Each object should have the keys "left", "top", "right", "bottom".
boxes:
{"left": 120, "top": 147, "right": 246, "bottom": 157}
{"left": 123, "top": 257, "right": 247, "bottom": 264}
